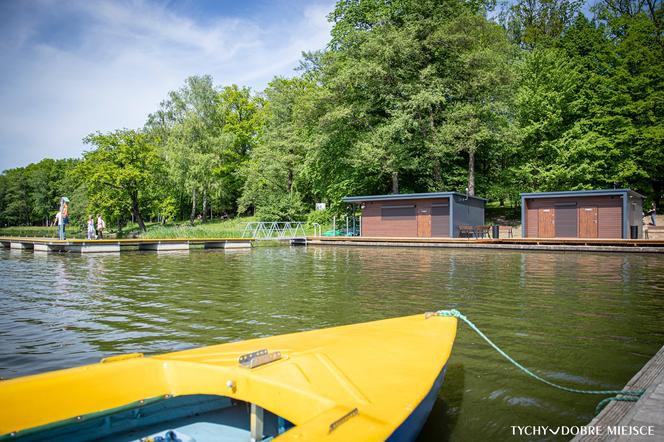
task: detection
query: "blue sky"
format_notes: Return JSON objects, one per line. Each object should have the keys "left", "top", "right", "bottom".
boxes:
{"left": 0, "top": 0, "right": 335, "bottom": 171}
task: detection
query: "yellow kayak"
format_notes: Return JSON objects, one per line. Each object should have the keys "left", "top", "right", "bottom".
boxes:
{"left": 0, "top": 313, "right": 457, "bottom": 441}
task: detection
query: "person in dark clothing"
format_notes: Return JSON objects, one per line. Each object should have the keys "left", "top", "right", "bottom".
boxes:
{"left": 649, "top": 202, "right": 657, "bottom": 226}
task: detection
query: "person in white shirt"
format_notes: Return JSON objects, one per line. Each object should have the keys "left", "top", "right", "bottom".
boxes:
{"left": 96, "top": 214, "right": 106, "bottom": 239}
{"left": 54, "top": 211, "right": 64, "bottom": 240}
{"left": 87, "top": 215, "right": 95, "bottom": 240}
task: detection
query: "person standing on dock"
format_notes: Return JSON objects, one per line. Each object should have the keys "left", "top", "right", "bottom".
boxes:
{"left": 649, "top": 202, "right": 657, "bottom": 226}
{"left": 87, "top": 215, "right": 95, "bottom": 240}
{"left": 54, "top": 210, "right": 63, "bottom": 240}
{"left": 54, "top": 197, "right": 70, "bottom": 240}
{"left": 96, "top": 214, "right": 105, "bottom": 239}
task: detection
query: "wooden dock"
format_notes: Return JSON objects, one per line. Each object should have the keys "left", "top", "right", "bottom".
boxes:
{"left": 572, "top": 345, "right": 664, "bottom": 441}
{"left": 308, "top": 237, "right": 664, "bottom": 253}
{"left": 0, "top": 237, "right": 253, "bottom": 253}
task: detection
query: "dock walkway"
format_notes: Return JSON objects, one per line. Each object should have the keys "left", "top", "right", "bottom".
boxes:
{"left": 308, "top": 237, "right": 664, "bottom": 253}
{"left": 0, "top": 237, "right": 253, "bottom": 253}
{"left": 573, "top": 345, "right": 664, "bottom": 441}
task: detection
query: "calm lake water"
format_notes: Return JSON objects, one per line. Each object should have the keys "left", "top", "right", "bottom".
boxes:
{"left": 1, "top": 246, "right": 663, "bottom": 440}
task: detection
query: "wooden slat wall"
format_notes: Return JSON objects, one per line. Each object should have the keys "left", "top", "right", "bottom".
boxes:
{"left": 361, "top": 198, "right": 449, "bottom": 237}
{"left": 598, "top": 205, "right": 622, "bottom": 238}
{"left": 524, "top": 195, "right": 623, "bottom": 238}
{"left": 526, "top": 200, "right": 538, "bottom": 237}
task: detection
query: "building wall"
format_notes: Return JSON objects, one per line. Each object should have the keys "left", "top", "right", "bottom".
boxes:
{"left": 361, "top": 198, "right": 450, "bottom": 237}
{"left": 524, "top": 195, "right": 624, "bottom": 238}
{"left": 452, "top": 196, "right": 486, "bottom": 238}
{"left": 627, "top": 195, "right": 644, "bottom": 238}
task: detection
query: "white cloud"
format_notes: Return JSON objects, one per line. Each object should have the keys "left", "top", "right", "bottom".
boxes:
{"left": 0, "top": 0, "right": 334, "bottom": 171}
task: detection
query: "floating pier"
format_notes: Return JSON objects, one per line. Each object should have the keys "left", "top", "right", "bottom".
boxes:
{"left": 0, "top": 237, "right": 253, "bottom": 254}
{"left": 308, "top": 237, "right": 664, "bottom": 253}
{"left": 572, "top": 345, "right": 664, "bottom": 441}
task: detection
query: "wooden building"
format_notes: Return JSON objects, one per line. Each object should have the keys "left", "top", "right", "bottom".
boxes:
{"left": 342, "top": 192, "right": 486, "bottom": 238}
{"left": 521, "top": 189, "right": 644, "bottom": 239}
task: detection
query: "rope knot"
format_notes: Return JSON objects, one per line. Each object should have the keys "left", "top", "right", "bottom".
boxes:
{"left": 435, "top": 309, "right": 463, "bottom": 319}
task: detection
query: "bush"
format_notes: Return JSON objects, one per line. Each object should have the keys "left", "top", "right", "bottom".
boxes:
{"left": 306, "top": 208, "right": 331, "bottom": 226}
{"left": 254, "top": 193, "right": 307, "bottom": 221}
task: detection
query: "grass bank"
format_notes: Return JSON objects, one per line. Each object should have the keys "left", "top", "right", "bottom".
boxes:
{"left": 139, "top": 218, "right": 252, "bottom": 239}
{"left": 1, "top": 217, "right": 339, "bottom": 240}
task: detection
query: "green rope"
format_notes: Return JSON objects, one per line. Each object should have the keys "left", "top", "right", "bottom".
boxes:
{"left": 435, "top": 309, "right": 645, "bottom": 406}
{"left": 594, "top": 395, "right": 640, "bottom": 415}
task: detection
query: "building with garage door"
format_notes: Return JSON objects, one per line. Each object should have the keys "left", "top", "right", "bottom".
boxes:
{"left": 521, "top": 189, "right": 644, "bottom": 239}
{"left": 342, "top": 192, "right": 486, "bottom": 238}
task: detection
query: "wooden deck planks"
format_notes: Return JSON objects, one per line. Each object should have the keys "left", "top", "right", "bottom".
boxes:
{"left": 309, "top": 237, "right": 664, "bottom": 253}
{"left": 573, "top": 345, "right": 664, "bottom": 442}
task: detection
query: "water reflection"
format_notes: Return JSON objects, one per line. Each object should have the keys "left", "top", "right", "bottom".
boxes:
{"left": 0, "top": 247, "right": 662, "bottom": 441}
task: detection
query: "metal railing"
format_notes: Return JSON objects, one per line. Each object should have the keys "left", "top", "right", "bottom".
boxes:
{"left": 240, "top": 222, "right": 308, "bottom": 240}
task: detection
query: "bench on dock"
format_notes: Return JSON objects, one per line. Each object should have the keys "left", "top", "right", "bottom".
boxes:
{"left": 458, "top": 225, "right": 475, "bottom": 238}
{"left": 475, "top": 225, "right": 491, "bottom": 238}
{"left": 458, "top": 225, "right": 491, "bottom": 239}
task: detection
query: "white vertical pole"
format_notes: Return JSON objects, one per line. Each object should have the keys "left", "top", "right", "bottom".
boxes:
{"left": 250, "top": 403, "right": 264, "bottom": 442}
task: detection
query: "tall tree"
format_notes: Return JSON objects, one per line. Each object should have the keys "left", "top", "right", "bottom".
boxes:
{"left": 239, "top": 77, "right": 314, "bottom": 220}
{"left": 76, "top": 130, "right": 162, "bottom": 231}
{"left": 146, "top": 76, "right": 264, "bottom": 221}
{"left": 433, "top": 12, "right": 517, "bottom": 196}
{"left": 502, "top": 0, "right": 584, "bottom": 48}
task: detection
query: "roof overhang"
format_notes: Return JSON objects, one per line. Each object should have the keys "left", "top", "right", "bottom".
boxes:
{"left": 342, "top": 192, "right": 487, "bottom": 203}
{"left": 520, "top": 189, "right": 644, "bottom": 200}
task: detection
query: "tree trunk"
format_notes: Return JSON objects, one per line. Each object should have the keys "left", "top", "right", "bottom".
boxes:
{"left": 287, "top": 168, "right": 294, "bottom": 195}
{"left": 392, "top": 172, "right": 399, "bottom": 194}
{"left": 428, "top": 110, "right": 443, "bottom": 190}
{"left": 190, "top": 188, "right": 197, "bottom": 224}
{"left": 432, "top": 158, "right": 443, "bottom": 190}
{"left": 467, "top": 150, "right": 475, "bottom": 197}
{"left": 202, "top": 190, "right": 207, "bottom": 223}
{"left": 131, "top": 191, "right": 146, "bottom": 232}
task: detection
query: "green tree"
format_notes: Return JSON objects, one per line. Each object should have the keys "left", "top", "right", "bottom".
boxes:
{"left": 1, "top": 168, "right": 31, "bottom": 225}
{"left": 76, "top": 129, "right": 162, "bottom": 231}
{"left": 502, "top": 0, "right": 584, "bottom": 48}
{"left": 317, "top": 1, "right": 517, "bottom": 197}
{"left": 239, "top": 77, "right": 313, "bottom": 220}
{"left": 146, "top": 76, "right": 264, "bottom": 221}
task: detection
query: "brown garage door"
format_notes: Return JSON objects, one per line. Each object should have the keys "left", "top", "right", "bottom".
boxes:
{"left": 555, "top": 203, "right": 577, "bottom": 237}
{"left": 380, "top": 205, "right": 417, "bottom": 236}
{"left": 431, "top": 204, "right": 450, "bottom": 237}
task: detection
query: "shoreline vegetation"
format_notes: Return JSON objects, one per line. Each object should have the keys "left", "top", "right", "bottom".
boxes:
{"left": 0, "top": 1, "right": 661, "bottom": 232}
{"left": 0, "top": 206, "right": 521, "bottom": 239}
{"left": 0, "top": 217, "right": 320, "bottom": 240}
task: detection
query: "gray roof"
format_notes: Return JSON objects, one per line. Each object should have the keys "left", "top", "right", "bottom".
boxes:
{"left": 342, "top": 191, "right": 487, "bottom": 203}
{"left": 520, "top": 189, "right": 644, "bottom": 199}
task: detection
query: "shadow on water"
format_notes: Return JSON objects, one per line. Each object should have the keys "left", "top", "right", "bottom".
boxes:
{"left": 418, "top": 363, "right": 465, "bottom": 442}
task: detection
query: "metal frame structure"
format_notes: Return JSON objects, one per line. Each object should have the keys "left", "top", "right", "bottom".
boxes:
{"left": 240, "top": 222, "right": 307, "bottom": 240}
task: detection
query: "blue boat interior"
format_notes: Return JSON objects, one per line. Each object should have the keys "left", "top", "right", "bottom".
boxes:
{"left": 11, "top": 394, "right": 294, "bottom": 442}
